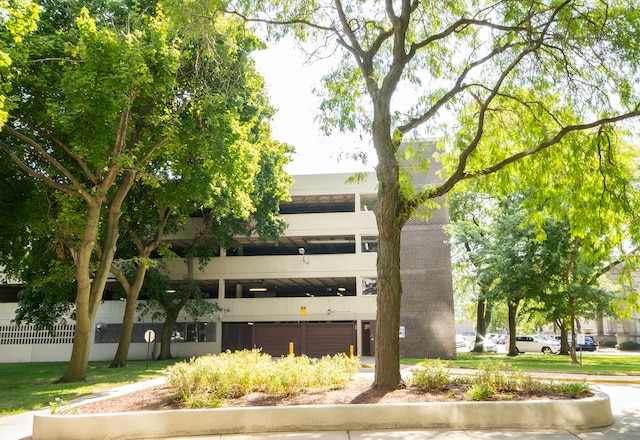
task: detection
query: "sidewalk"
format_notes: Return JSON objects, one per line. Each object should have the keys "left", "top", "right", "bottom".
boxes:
{"left": 2, "top": 359, "right": 639, "bottom": 440}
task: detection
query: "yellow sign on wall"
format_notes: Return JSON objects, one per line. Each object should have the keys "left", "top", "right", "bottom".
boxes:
{"left": 300, "top": 306, "right": 307, "bottom": 315}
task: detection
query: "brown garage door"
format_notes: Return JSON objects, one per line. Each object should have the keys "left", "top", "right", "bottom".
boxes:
{"left": 224, "top": 322, "right": 356, "bottom": 357}
{"left": 253, "top": 323, "right": 303, "bottom": 356}
{"left": 304, "top": 322, "right": 355, "bottom": 358}
{"left": 221, "top": 323, "right": 253, "bottom": 352}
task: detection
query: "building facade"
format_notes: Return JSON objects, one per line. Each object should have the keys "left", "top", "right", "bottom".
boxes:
{"left": 0, "top": 172, "right": 457, "bottom": 362}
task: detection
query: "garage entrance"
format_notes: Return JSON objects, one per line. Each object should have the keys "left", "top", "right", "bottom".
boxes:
{"left": 222, "top": 321, "right": 356, "bottom": 357}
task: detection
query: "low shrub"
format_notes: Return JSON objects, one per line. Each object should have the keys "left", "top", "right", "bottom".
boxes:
{"left": 465, "top": 382, "right": 495, "bottom": 401}
{"left": 410, "top": 359, "right": 449, "bottom": 391}
{"left": 597, "top": 339, "right": 617, "bottom": 348}
{"left": 618, "top": 341, "right": 640, "bottom": 351}
{"left": 464, "top": 361, "right": 521, "bottom": 400}
{"left": 464, "top": 361, "right": 589, "bottom": 401}
{"left": 165, "top": 350, "right": 360, "bottom": 408}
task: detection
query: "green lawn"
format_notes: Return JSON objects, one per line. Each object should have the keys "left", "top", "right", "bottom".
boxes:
{"left": 402, "top": 352, "right": 640, "bottom": 375}
{"left": 3, "top": 353, "right": 639, "bottom": 417}
{"left": 0, "top": 359, "right": 181, "bottom": 416}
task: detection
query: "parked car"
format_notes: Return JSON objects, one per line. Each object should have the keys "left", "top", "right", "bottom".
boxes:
{"left": 480, "top": 337, "right": 497, "bottom": 353}
{"left": 554, "top": 335, "right": 598, "bottom": 351}
{"left": 487, "top": 333, "right": 508, "bottom": 345}
{"left": 467, "top": 335, "right": 498, "bottom": 353}
{"left": 507, "top": 335, "right": 561, "bottom": 354}
{"left": 455, "top": 334, "right": 468, "bottom": 350}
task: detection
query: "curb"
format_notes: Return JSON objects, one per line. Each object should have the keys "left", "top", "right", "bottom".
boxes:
{"left": 32, "top": 390, "right": 613, "bottom": 440}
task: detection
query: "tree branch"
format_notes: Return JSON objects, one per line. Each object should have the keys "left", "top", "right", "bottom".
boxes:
{"left": 0, "top": 127, "right": 85, "bottom": 197}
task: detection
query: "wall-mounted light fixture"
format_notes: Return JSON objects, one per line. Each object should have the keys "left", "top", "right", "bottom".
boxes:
{"left": 298, "top": 247, "right": 309, "bottom": 263}
{"left": 249, "top": 287, "right": 267, "bottom": 292}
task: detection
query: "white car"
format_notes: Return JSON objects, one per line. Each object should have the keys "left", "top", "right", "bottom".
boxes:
{"left": 469, "top": 337, "right": 498, "bottom": 353}
{"left": 455, "top": 334, "right": 468, "bottom": 350}
{"left": 507, "top": 336, "right": 560, "bottom": 354}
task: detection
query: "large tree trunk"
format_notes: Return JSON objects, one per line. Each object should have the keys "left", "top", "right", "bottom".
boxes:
{"left": 58, "top": 201, "right": 103, "bottom": 383}
{"left": 558, "top": 320, "right": 570, "bottom": 355}
{"left": 373, "top": 216, "right": 403, "bottom": 388}
{"left": 110, "top": 263, "right": 148, "bottom": 368}
{"left": 157, "top": 307, "right": 180, "bottom": 360}
{"left": 506, "top": 300, "right": 520, "bottom": 356}
{"left": 372, "top": 113, "right": 405, "bottom": 389}
{"left": 59, "top": 170, "right": 136, "bottom": 383}
{"left": 595, "top": 312, "right": 605, "bottom": 336}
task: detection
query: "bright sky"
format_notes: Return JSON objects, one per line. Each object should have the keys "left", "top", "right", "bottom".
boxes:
{"left": 252, "top": 40, "right": 376, "bottom": 176}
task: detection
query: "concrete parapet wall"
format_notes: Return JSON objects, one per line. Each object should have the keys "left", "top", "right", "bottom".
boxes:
{"left": 32, "top": 390, "right": 613, "bottom": 440}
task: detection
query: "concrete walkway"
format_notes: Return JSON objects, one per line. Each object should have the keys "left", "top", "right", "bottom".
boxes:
{"left": 2, "top": 358, "right": 640, "bottom": 440}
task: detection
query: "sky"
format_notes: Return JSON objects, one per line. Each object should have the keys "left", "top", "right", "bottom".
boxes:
{"left": 252, "top": 40, "right": 376, "bottom": 176}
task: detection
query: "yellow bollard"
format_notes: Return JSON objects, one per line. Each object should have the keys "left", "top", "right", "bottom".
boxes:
{"left": 289, "top": 341, "right": 294, "bottom": 356}
{"left": 349, "top": 344, "right": 354, "bottom": 358}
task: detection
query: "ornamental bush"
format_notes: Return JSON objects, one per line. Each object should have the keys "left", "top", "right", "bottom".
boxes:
{"left": 165, "top": 350, "right": 360, "bottom": 408}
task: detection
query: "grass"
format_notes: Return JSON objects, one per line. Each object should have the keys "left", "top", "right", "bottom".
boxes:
{"left": 3, "top": 351, "right": 638, "bottom": 416}
{"left": 0, "top": 359, "right": 180, "bottom": 416}
{"left": 402, "top": 352, "right": 640, "bottom": 376}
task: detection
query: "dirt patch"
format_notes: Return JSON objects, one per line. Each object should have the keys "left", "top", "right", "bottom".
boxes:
{"left": 65, "top": 379, "right": 590, "bottom": 414}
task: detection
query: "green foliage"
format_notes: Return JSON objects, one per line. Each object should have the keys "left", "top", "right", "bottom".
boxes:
{"left": 407, "top": 358, "right": 589, "bottom": 401}
{"left": 48, "top": 397, "right": 73, "bottom": 415}
{"left": 465, "top": 382, "right": 495, "bottom": 401}
{"left": 0, "top": 0, "right": 39, "bottom": 122}
{"left": 1, "top": 0, "right": 291, "bottom": 377}
{"left": 227, "top": 0, "right": 640, "bottom": 387}
{"left": 464, "top": 360, "right": 589, "bottom": 401}
{"left": 471, "top": 361, "right": 524, "bottom": 394}
{"left": 447, "top": 188, "right": 628, "bottom": 343}
{"left": 532, "top": 380, "right": 591, "bottom": 396}
{"left": 618, "top": 341, "right": 640, "bottom": 351}
{"left": 165, "top": 350, "right": 360, "bottom": 408}
{"left": 598, "top": 339, "right": 618, "bottom": 348}
{"left": 410, "top": 359, "right": 450, "bottom": 391}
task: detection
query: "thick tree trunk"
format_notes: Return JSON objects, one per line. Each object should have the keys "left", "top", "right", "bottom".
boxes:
{"left": 506, "top": 300, "right": 520, "bottom": 356}
{"left": 157, "top": 308, "right": 179, "bottom": 360}
{"left": 110, "top": 264, "right": 148, "bottom": 368}
{"left": 58, "top": 298, "right": 93, "bottom": 382}
{"left": 58, "top": 201, "right": 103, "bottom": 383}
{"left": 373, "top": 217, "right": 403, "bottom": 388}
{"left": 372, "top": 116, "right": 405, "bottom": 389}
{"left": 558, "top": 323, "right": 570, "bottom": 355}
{"left": 595, "top": 312, "right": 605, "bottom": 336}
{"left": 59, "top": 170, "right": 136, "bottom": 382}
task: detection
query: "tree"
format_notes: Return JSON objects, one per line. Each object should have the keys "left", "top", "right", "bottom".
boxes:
{"left": 112, "top": 133, "right": 291, "bottom": 364}
{"left": 104, "top": 9, "right": 290, "bottom": 367}
{"left": 447, "top": 191, "right": 498, "bottom": 353}
{"left": 146, "top": 138, "right": 290, "bottom": 360}
{"left": 214, "top": 0, "right": 640, "bottom": 387}
{"left": 0, "top": 0, "right": 39, "bottom": 124}
{"left": 0, "top": 0, "right": 282, "bottom": 382}
{"left": 449, "top": 180, "right": 639, "bottom": 359}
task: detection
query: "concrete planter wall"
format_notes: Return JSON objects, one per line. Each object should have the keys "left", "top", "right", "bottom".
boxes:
{"left": 33, "top": 390, "right": 613, "bottom": 440}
